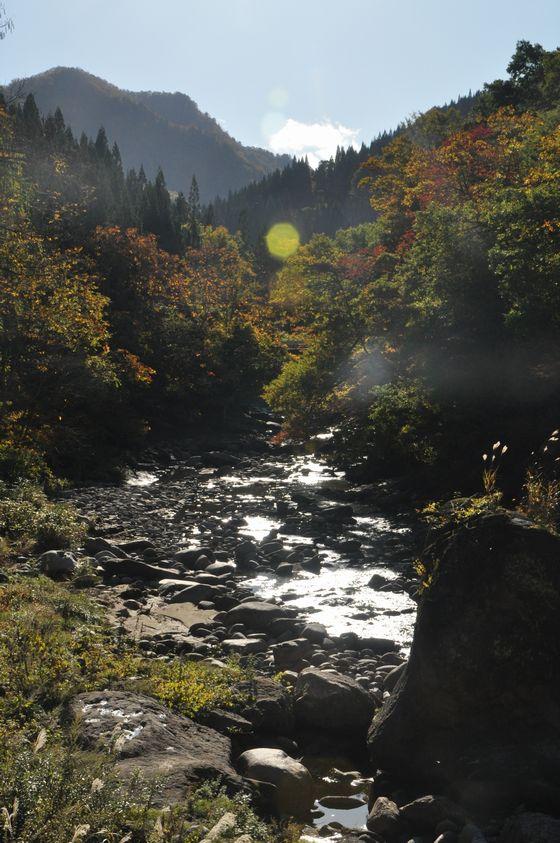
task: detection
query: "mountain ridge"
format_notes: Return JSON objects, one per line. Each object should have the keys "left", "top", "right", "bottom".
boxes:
{"left": 3, "top": 66, "right": 290, "bottom": 201}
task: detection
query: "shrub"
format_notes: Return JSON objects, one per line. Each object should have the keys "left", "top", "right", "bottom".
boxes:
{"left": 0, "top": 483, "right": 86, "bottom": 552}
{"left": 143, "top": 659, "right": 248, "bottom": 720}
{"left": 0, "top": 734, "right": 155, "bottom": 843}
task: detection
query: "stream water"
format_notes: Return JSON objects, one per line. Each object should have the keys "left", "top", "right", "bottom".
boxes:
{"left": 71, "top": 437, "right": 418, "bottom": 835}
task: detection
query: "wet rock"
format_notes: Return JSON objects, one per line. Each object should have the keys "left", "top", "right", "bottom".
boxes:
{"left": 366, "top": 797, "right": 402, "bottom": 838}
{"left": 500, "top": 813, "right": 560, "bottom": 842}
{"left": 39, "top": 550, "right": 76, "bottom": 576}
{"left": 294, "top": 668, "right": 374, "bottom": 735}
{"left": 368, "top": 512, "right": 560, "bottom": 797}
{"left": 238, "top": 747, "right": 313, "bottom": 816}
{"left": 69, "top": 690, "right": 240, "bottom": 803}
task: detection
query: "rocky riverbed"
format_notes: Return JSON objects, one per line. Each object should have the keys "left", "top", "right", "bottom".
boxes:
{"left": 51, "top": 417, "right": 422, "bottom": 838}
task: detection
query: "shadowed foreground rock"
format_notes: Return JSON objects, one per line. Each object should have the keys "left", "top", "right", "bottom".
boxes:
{"left": 70, "top": 690, "right": 241, "bottom": 803}
{"left": 368, "top": 512, "right": 560, "bottom": 809}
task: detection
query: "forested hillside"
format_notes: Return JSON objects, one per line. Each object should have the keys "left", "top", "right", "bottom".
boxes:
{"left": 3, "top": 67, "right": 290, "bottom": 201}
{"left": 212, "top": 93, "right": 478, "bottom": 241}
{"left": 265, "top": 41, "right": 560, "bottom": 498}
{"left": 0, "top": 89, "right": 282, "bottom": 483}
{"left": 1, "top": 40, "right": 560, "bottom": 503}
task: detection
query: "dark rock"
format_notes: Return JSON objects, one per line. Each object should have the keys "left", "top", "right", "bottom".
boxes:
{"left": 500, "top": 812, "right": 560, "bottom": 842}
{"left": 69, "top": 690, "right": 240, "bottom": 803}
{"left": 301, "top": 622, "right": 328, "bottom": 644}
{"left": 174, "top": 547, "right": 215, "bottom": 567}
{"left": 384, "top": 662, "right": 406, "bottom": 692}
{"left": 85, "top": 536, "right": 129, "bottom": 558}
{"left": 238, "top": 676, "right": 294, "bottom": 735}
{"left": 399, "top": 796, "right": 468, "bottom": 832}
{"left": 117, "top": 538, "right": 155, "bottom": 553}
{"left": 271, "top": 638, "right": 313, "bottom": 670}
{"left": 102, "top": 557, "right": 180, "bottom": 580}
{"left": 366, "top": 797, "right": 402, "bottom": 838}
{"left": 368, "top": 512, "right": 560, "bottom": 797}
{"left": 294, "top": 668, "right": 374, "bottom": 735}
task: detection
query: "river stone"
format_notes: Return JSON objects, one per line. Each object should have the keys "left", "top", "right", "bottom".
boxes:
{"left": 294, "top": 668, "right": 374, "bottom": 735}
{"left": 366, "top": 797, "right": 402, "bottom": 838}
{"left": 225, "top": 601, "right": 289, "bottom": 632}
{"left": 85, "top": 536, "right": 128, "bottom": 558}
{"left": 39, "top": 550, "right": 76, "bottom": 576}
{"left": 238, "top": 676, "right": 295, "bottom": 735}
{"left": 500, "top": 812, "right": 560, "bottom": 842}
{"left": 368, "top": 511, "right": 560, "bottom": 801}
{"left": 101, "top": 557, "right": 181, "bottom": 580}
{"left": 271, "top": 638, "right": 313, "bottom": 670}
{"left": 174, "top": 547, "right": 215, "bottom": 567}
{"left": 399, "top": 796, "right": 469, "bottom": 832}
{"left": 222, "top": 638, "right": 267, "bottom": 656}
{"left": 237, "top": 747, "right": 313, "bottom": 816}
{"left": 69, "top": 691, "right": 240, "bottom": 803}
{"left": 301, "top": 622, "right": 328, "bottom": 644}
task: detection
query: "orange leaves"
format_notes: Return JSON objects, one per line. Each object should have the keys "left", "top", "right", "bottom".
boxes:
{"left": 116, "top": 350, "right": 156, "bottom": 384}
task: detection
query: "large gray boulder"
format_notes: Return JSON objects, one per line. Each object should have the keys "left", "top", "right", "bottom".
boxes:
{"left": 368, "top": 512, "right": 560, "bottom": 807}
{"left": 294, "top": 667, "right": 374, "bottom": 735}
{"left": 225, "top": 601, "right": 290, "bottom": 632}
{"left": 237, "top": 747, "right": 313, "bottom": 816}
{"left": 70, "top": 690, "right": 240, "bottom": 803}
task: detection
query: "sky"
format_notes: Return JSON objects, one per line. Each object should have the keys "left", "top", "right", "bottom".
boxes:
{"left": 2, "top": 0, "right": 560, "bottom": 165}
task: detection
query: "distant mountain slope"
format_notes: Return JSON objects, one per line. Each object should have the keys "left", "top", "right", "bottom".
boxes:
{"left": 3, "top": 67, "right": 290, "bottom": 201}
{"left": 213, "top": 91, "right": 480, "bottom": 241}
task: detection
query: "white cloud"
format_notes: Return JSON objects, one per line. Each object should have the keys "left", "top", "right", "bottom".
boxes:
{"left": 267, "top": 118, "right": 360, "bottom": 168}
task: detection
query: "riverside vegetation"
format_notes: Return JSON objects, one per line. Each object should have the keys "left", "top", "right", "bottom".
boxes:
{"left": 2, "top": 33, "right": 560, "bottom": 843}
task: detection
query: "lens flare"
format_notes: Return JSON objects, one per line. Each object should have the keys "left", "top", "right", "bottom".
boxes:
{"left": 265, "top": 222, "right": 300, "bottom": 260}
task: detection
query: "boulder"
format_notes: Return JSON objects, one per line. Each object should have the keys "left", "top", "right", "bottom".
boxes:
{"left": 399, "top": 795, "right": 468, "bottom": 832}
{"left": 69, "top": 690, "right": 240, "bottom": 803}
{"left": 368, "top": 512, "right": 560, "bottom": 800}
{"left": 237, "top": 747, "right": 313, "bottom": 816}
{"left": 225, "top": 601, "right": 289, "bottom": 632}
{"left": 85, "top": 536, "right": 128, "bottom": 558}
{"left": 294, "top": 668, "right": 374, "bottom": 735}
{"left": 101, "top": 557, "right": 180, "bottom": 580}
{"left": 174, "top": 547, "right": 215, "bottom": 568}
{"left": 271, "top": 638, "right": 313, "bottom": 670}
{"left": 222, "top": 638, "right": 267, "bottom": 656}
{"left": 238, "top": 676, "right": 294, "bottom": 735}
{"left": 366, "top": 797, "right": 402, "bottom": 838}
{"left": 39, "top": 550, "right": 76, "bottom": 576}
{"left": 301, "top": 622, "right": 328, "bottom": 644}
{"left": 500, "top": 812, "right": 560, "bottom": 842}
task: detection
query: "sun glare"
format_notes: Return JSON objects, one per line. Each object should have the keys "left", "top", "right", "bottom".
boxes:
{"left": 265, "top": 222, "right": 300, "bottom": 260}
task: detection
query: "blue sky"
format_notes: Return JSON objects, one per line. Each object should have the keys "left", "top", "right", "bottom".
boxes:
{"left": 2, "top": 0, "right": 559, "bottom": 163}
